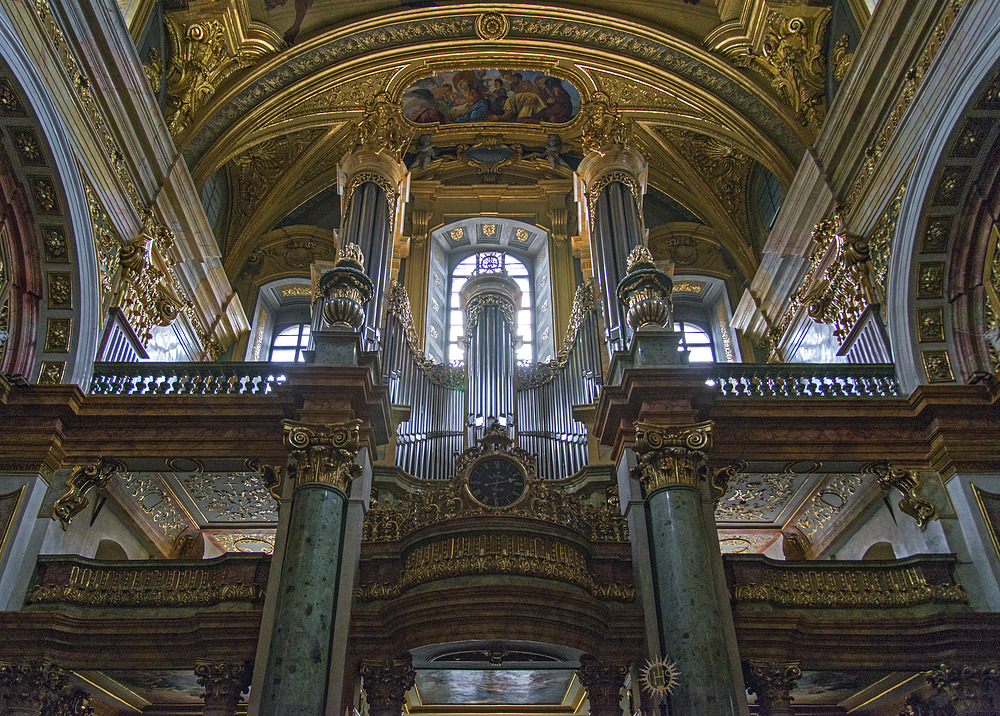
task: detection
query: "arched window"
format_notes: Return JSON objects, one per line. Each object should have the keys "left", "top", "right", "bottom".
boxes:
{"left": 449, "top": 252, "right": 532, "bottom": 363}
{"left": 676, "top": 320, "right": 715, "bottom": 363}
{"left": 269, "top": 323, "right": 310, "bottom": 362}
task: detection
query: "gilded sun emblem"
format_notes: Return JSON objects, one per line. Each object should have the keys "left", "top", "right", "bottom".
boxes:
{"left": 640, "top": 657, "right": 680, "bottom": 699}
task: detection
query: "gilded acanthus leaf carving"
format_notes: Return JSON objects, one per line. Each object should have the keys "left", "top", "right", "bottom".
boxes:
{"left": 659, "top": 128, "right": 752, "bottom": 226}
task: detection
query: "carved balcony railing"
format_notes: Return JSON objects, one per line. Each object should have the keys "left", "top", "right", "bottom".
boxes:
{"left": 725, "top": 554, "right": 966, "bottom": 609}
{"left": 709, "top": 363, "right": 900, "bottom": 398}
{"left": 25, "top": 554, "right": 269, "bottom": 608}
{"left": 88, "top": 362, "right": 288, "bottom": 395}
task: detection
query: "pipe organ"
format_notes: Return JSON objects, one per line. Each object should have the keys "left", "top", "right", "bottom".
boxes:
{"left": 383, "top": 281, "right": 603, "bottom": 480}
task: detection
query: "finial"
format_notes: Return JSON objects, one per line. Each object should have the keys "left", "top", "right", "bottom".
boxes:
{"left": 337, "top": 243, "right": 365, "bottom": 268}
{"left": 626, "top": 245, "right": 655, "bottom": 273}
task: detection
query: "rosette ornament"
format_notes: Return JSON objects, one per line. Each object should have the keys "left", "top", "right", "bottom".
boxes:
{"left": 320, "top": 244, "right": 374, "bottom": 329}
{"left": 616, "top": 245, "right": 673, "bottom": 330}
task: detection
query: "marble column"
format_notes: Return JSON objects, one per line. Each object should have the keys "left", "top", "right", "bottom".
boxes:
{"left": 257, "top": 420, "right": 363, "bottom": 716}
{"left": 0, "top": 661, "right": 66, "bottom": 716}
{"left": 195, "top": 660, "right": 251, "bottom": 716}
{"left": 633, "top": 421, "right": 742, "bottom": 716}
{"left": 575, "top": 94, "right": 647, "bottom": 355}
{"left": 743, "top": 661, "right": 802, "bottom": 716}
{"left": 360, "top": 656, "right": 415, "bottom": 716}
{"left": 337, "top": 92, "right": 411, "bottom": 352}
{"left": 928, "top": 664, "right": 998, "bottom": 716}
{"left": 576, "top": 656, "right": 627, "bottom": 716}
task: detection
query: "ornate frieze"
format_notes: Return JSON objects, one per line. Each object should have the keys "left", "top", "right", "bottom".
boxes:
{"left": 863, "top": 462, "right": 940, "bottom": 531}
{"left": 52, "top": 458, "right": 125, "bottom": 529}
{"left": 727, "top": 555, "right": 966, "bottom": 609}
{"left": 632, "top": 421, "right": 713, "bottom": 495}
{"left": 744, "top": 661, "right": 802, "bottom": 716}
{"left": 26, "top": 555, "right": 268, "bottom": 608}
{"left": 283, "top": 419, "right": 363, "bottom": 492}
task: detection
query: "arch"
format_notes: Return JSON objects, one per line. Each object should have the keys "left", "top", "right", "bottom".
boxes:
{"left": 94, "top": 539, "right": 129, "bottom": 561}
{"left": 0, "top": 9, "right": 100, "bottom": 387}
{"left": 888, "top": 1, "right": 1000, "bottom": 392}
{"left": 862, "top": 541, "right": 897, "bottom": 561}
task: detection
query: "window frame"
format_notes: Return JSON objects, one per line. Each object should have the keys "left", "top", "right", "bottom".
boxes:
{"left": 269, "top": 322, "right": 311, "bottom": 362}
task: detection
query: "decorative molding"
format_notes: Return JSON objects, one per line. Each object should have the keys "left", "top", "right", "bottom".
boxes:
{"left": 793, "top": 473, "right": 864, "bottom": 539}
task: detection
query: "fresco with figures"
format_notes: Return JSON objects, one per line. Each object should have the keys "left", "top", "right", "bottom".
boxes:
{"left": 402, "top": 70, "right": 582, "bottom": 125}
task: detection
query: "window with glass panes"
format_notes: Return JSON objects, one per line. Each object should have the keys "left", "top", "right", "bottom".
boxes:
{"left": 269, "top": 323, "right": 311, "bottom": 362}
{"left": 449, "top": 252, "right": 532, "bottom": 364}
{"left": 676, "top": 320, "right": 715, "bottom": 362}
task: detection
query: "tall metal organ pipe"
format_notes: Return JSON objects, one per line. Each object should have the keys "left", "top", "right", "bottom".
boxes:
{"left": 461, "top": 271, "right": 521, "bottom": 445}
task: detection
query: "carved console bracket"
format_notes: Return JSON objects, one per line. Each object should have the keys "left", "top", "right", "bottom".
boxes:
{"left": 52, "top": 457, "right": 125, "bottom": 529}
{"left": 863, "top": 461, "right": 940, "bottom": 531}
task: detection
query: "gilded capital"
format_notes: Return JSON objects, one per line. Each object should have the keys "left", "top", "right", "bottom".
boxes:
{"left": 633, "top": 421, "right": 713, "bottom": 495}
{"left": 360, "top": 655, "right": 416, "bottom": 711}
{"left": 283, "top": 419, "right": 364, "bottom": 492}
{"left": 0, "top": 660, "right": 68, "bottom": 714}
{"left": 576, "top": 656, "right": 628, "bottom": 710}
{"left": 744, "top": 661, "right": 802, "bottom": 716}
{"left": 195, "top": 660, "right": 251, "bottom": 715}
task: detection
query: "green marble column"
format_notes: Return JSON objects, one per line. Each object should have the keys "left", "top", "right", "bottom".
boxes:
{"left": 634, "top": 421, "right": 742, "bottom": 716}
{"left": 258, "top": 419, "right": 362, "bottom": 716}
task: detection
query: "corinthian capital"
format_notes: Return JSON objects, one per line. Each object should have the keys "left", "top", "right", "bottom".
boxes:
{"left": 632, "top": 421, "right": 713, "bottom": 495}
{"left": 0, "top": 661, "right": 67, "bottom": 715}
{"left": 744, "top": 661, "right": 802, "bottom": 716}
{"left": 928, "top": 663, "right": 998, "bottom": 715}
{"left": 360, "top": 655, "right": 416, "bottom": 713}
{"left": 283, "top": 419, "right": 363, "bottom": 492}
{"left": 194, "top": 660, "right": 251, "bottom": 716}
{"left": 576, "top": 656, "right": 628, "bottom": 716}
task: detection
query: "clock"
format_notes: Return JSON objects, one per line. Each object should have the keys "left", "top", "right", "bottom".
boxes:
{"left": 467, "top": 455, "right": 527, "bottom": 508}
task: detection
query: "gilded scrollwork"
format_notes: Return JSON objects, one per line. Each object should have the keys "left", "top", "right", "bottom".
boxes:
{"left": 120, "top": 472, "right": 190, "bottom": 541}
{"left": 386, "top": 282, "right": 465, "bottom": 388}
{"left": 632, "top": 421, "right": 713, "bottom": 495}
{"left": 517, "top": 280, "right": 597, "bottom": 388}
{"left": 863, "top": 462, "right": 940, "bottom": 531}
{"left": 352, "top": 91, "right": 411, "bottom": 161}
{"left": 794, "top": 473, "right": 863, "bottom": 539}
{"left": 0, "top": 661, "right": 67, "bottom": 714}
{"left": 580, "top": 92, "right": 632, "bottom": 154}
{"left": 52, "top": 458, "right": 126, "bottom": 529}
{"left": 658, "top": 128, "right": 751, "bottom": 227}
{"left": 181, "top": 471, "right": 278, "bottom": 522}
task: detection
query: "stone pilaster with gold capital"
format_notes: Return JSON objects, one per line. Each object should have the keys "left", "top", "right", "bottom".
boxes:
{"left": 337, "top": 92, "right": 412, "bottom": 351}
{"left": 574, "top": 94, "right": 649, "bottom": 355}
{"left": 360, "top": 655, "right": 416, "bottom": 716}
{"left": 744, "top": 661, "right": 802, "bottom": 716}
{"left": 927, "top": 664, "right": 999, "bottom": 716}
{"left": 258, "top": 419, "right": 364, "bottom": 716}
{"left": 0, "top": 661, "right": 67, "bottom": 716}
{"left": 195, "top": 660, "right": 251, "bottom": 716}
{"left": 576, "top": 656, "right": 627, "bottom": 716}
{"left": 631, "top": 420, "right": 743, "bottom": 716}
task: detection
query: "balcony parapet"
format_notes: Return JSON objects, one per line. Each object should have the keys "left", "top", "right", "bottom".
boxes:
{"left": 726, "top": 554, "right": 966, "bottom": 609}
{"left": 88, "top": 361, "right": 289, "bottom": 395}
{"left": 24, "top": 554, "right": 269, "bottom": 609}
{"left": 711, "top": 363, "right": 900, "bottom": 398}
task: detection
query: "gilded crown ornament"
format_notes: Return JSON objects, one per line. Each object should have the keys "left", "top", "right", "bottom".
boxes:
{"left": 617, "top": 245, "right": 673, "bottom": 331}
{"left": 320, "top": 244, "right": 374, "bottom": 329}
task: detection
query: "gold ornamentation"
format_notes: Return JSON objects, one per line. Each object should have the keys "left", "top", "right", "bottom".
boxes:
{"left": 741, "top": 11, "right": 830, "bottom": 133}
{"left": 917, "top": 262, "right": 945, "bottom": 299}
{"left": 456, "top": 136, "right": 523, "bottom": 182}
{"left": 194, "top": 661, "right": 251, "bottom": 712}
{"left": 580, "top": 92, "right": 631, "bottom": 154}
{"left": 283, "top": 419, "right": 363, "bottom": 492}
{"left": 832, "top": 34, "right": 854, "bottom": 82}
{"left": 361, "top": 656, "right": 416, "bottom": 709}
{"left": 120, "top": 472, "right": 189, "bottom": 540}
{"left": 353, "top": 91, "right": 411, "bottom": 161}
{"left": 0, "top": 78, "right": 26, "bottom": 116}
{"left": 640, "top": 657, "right": 680, "bottom": 700}
{"left": 633, "top": 422, "right": 713, "bottom": 495}
{"left": 143, "top": 46, "right": 163, "bottom": 93}
{"left": 843, "top": 1, "right": 967, "bottom": 215}
{"left": 576, "top": 657, "right": 629, "bottom": 711}
{"left": 986, "top": 226, "right": 1000, "bottom": 373}
{"left": 794, "top": 473, "right": 863, "bottom": 538}
{"left": 475, "top": 12, "right": 509, "bottom": 40}
{"left": 717, "top": 302, "right": 736, "bottom": 362}
{"left": 42, "top": 227, "right": 69, "bottom": 263}
{"left": 673, "top": 280, "right": 705, "bottom": 294}
{"left": 43, "top": 317, "right": 71, "bottom": 353}
{"left": 863, "top": 462, "right": 940, "bottom": 531}
{"left": 320, "top": 245, "right": 374, "bottom": 328}
{"left": 32, "top": 179, "right": 59, "bottom": 214}
{"left": 868, "top": 183, "right": 905, "bottom": 296}
{"left": 52, "top": 458, "right": 125, "bottom": 528}
{"left": 386, "top": 282, "right": 464, "bottom": 388}
{"left": 660, "top": 128, "right": 751, "bottom": 224}
{"left": 744, "top": 662, "right": 802, "bottom": 715}
{"left": 921, "top": 349, "right": 954, "bottom": 382}
{"left": 729, "top": 560, "right": 967, "bottom": 608}
{"left": 715, "top": 470, "right": 797, "bottom": 521}
{"left": 116, "top": 210, "right": 182, "bottom": 344}
{"left": 37, "top": 362, "right": 65, "bottom": 385}
{"left": 517, "top": 280, "right": 597, "bottom": 388}
{"left": 47, "top": 272, "right": 72, "bottom": 309}
{"left": 585, "top": 170, "right": 642, "bottom": 233}
{"left": 181, "top": 472, "right": 277, "bottom": 522}
{"left": 279, "top": 284, "right": 312, "bottom": 298}
{"left": 26, "top": 559, "right": 267, "bottom": 608}
{"left": 482, "top": 224, "right": 496, "bottom": 237}
{"left": 0, "top": 661, "right": 67, "bottom": 714}
{"left": 342, "top": 170, "right": 400, "bottom": 236}
{"left": 935, "top": 167, "right": 964, "bottom": 204}
{"left": 927, "top": 664, "right": 999, "bottom": 714}
{"left": 212, "top": 531, "right": 276, "bottom": 554}
{"left": 465, "top": 291, "right": 517, "bottom": 335}
{"left": 12, "top": 129, "right": 44, "bottom": 165}
{"left": 450, "top": 227, "right": 464, "bottom": 240}
{"left": 45, "top": 685, "right": 94, "bottom": 716}
{"left": 618, "top": 246, "right": 673, "bottom": 330}
{"left": 917, "top": 307, "right": 945, "bottom": 342}
{"left": 923, "top": 217, "right": 951, "bottom": 253}
{"left": 164, "top": 16, "right": 272, "bottom": 137}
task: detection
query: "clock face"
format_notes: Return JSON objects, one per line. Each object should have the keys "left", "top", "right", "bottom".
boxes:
{"left": 467, "top": 456, "right": 527, "bottom": 508}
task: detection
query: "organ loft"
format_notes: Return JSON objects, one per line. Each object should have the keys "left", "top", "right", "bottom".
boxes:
{"left": 1, "top": 0, "right": 1000, "bottom": 715}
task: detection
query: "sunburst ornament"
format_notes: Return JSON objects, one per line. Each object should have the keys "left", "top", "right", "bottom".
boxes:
{"left": 640, "top": 657, "right": 680, "bottom": 700}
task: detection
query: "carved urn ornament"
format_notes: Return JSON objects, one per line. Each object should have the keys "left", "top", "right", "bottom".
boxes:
{"left": 616, "top": 245, "right": 673, "bottom": 330}
{"left": 320, "top": 244, "right": 373, "bottom": 329}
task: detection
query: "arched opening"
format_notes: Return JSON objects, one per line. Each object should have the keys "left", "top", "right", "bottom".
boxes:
{"left": 94, "top": 539, "right": 128, "bottom": 561}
